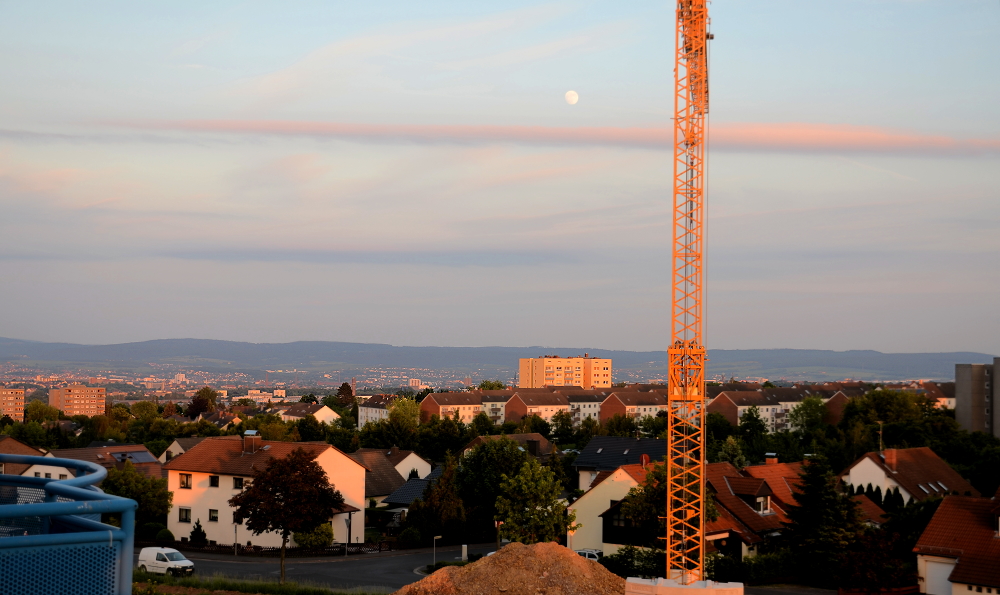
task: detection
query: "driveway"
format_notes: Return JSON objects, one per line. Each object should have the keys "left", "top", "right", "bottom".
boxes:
{"left": 134, "top": 543, "right": 495, "bottom": 593}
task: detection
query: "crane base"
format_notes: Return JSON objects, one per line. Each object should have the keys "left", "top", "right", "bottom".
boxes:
{"left": 625, "top": 578, "right": 744, "bottom": 595}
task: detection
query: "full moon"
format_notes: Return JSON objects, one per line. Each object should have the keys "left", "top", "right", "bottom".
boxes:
{"left": 565, "top": 90, "right": 579, "bottom": 105}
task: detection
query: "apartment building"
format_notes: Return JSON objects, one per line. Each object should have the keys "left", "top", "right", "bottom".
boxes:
{"left": 357, "top": 394, "right": 399, "bottom": 429}
{"left": 955, "top": 358, "right": 999, "bottom": 438}
{"left": 518, "top": 355, "right": 612, "bottom": 390}
{"left": 0, "top": 388, "right": 25, "bottom": 420}
{"left": 48, "top": 385, "right": 107, "bottom": 417}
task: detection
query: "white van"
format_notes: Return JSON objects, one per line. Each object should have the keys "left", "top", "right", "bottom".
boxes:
{"left": 137, "top": 547, "right": 196, "bottom": 576}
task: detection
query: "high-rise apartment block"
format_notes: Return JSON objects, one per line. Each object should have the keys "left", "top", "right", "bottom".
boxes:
{"left": 518, "top": 355, "right": 612, "bottom": 390}
{"left": 49, "top": 385, "right": 107, "bottom": 417}
{"left": 0, "top": 388, "right": 25, "bottom": 420}
{"left": 955, "top": 358, "right": 999, "bottom": 438}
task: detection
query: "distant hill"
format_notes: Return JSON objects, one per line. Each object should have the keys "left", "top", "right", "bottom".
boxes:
{"left": 0, "top": 337, "right": 993, "bottom": 381}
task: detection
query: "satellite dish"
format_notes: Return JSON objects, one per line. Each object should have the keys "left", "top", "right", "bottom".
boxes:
{"left": 640, "top": 453, "right": 651, "bottom": 469}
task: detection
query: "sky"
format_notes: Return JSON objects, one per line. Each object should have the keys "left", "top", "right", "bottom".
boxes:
{"left": 1, "top": 1, "right": 998, "bottom": 354}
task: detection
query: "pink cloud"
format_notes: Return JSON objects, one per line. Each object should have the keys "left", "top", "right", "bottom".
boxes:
{"left": 135, "top": 120, "right": 1000, "bottom": 156}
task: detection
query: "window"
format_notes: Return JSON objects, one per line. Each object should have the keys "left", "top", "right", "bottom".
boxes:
{"left": 45, "top": 473, "right": 51, "bottom": 479}
{"left": 755, "top": 496, "right": 771, "bottom": 513}
{"left": 34, "top": 472, "right": 40, "bottom": 478}
{"left": 59, "top": 474, "right": 67, "bottom": 480}
{"left": 179, "top": 508, "right": 191, "bottom": 523}
{"left": 156, "top": 553, "right": 168, "bottom": 562}
{"left": 179, "top": 474, "right": 192, "bottom": 489}
{"left": 233, "top": 477, "right": 244, "bottom": 490}
{"left": 209, "top": 509, "right": 219, "bottom": 522}
{"left": 209, "top": 475, "right": 220, "bottom": 488}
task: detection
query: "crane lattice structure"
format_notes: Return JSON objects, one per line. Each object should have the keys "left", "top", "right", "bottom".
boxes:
{"left": 665, "top": 0, "right": 711, "bottom": 584}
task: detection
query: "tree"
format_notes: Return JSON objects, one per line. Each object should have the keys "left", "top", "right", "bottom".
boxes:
{"left": 603, "top": 414, "right": 638, "bottom": 437}
{"left": 229, "top": 448, "right": 344, "bottom": 583}
{"left": 496, "top": 458, "right": 578, "bottom": 544}
{"left": 25, "top": 400, "right": 60, "bottom": 423}
{"left": 102, "top": 460, "right": 173, "bottom": 525}
{"left": 388, "top": 398, "right": 420, "bottom": 432}
{"left": 186, "top": 395, "right": 211, "bottom": 419}
{"left": 782, "top": 455, "right": 864, "bottom": 586}
{"left": 405, "top": 454, "right": 466, "bottom": 542}
{"left": 296, "top": 414, "right": 325, "bottom": 442}
{"left": 458, "top": 437, "right": 530, "bottom": 541}
{"left": 788, "top": 397, "right": 827, "bottom": 434}
{"left": 551, "top": 411, "right": 575, "bottom": 445}
{"left": 469, "top": 411, "right": 495, "bottom": 437}
{"left": 575, "top": 416, "right": 601, "bottom": 449}
{"left": 739, "top": 406, "right": 769, "bottom": 463}
{"left": 716, "top": 435, "right": 748, "bottom": 469}
{"left": 518, "top": 414, "right": 551, "bottom": 438}
{"left": 194, "top": 386, "right": 218, "bottom": 410}
{"left": 162, "top": 402, "right": 178, "bottom": 417}
{"left": 189, "top": 519, "right": 208, "bottom": 547}
{"left": 131, "top": 400, "right": 159, "bottom": 423}
{"left": 477, "top": 380, "right": 505, "bottom": 390}
{"left": 299, "top": 394, "right": 318, "bottom": 404}
{"left": 336, "top": 383, "right": 354, "bottom": 407}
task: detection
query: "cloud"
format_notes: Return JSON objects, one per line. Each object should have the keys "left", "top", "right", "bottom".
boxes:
{"left": 124, "top": 119, "right": 1000, "bottom": 157}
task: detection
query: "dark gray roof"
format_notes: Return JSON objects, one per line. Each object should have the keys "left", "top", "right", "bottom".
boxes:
{"left": 573, "top": 436, "right": 666, "bottom": 472}
{"left": 382, "top": 466, "right": 443, "bottom": 507}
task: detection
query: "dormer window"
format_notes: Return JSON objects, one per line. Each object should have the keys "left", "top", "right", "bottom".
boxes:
{"left": 755, "top": 496, "right": 771, "bottom": 514}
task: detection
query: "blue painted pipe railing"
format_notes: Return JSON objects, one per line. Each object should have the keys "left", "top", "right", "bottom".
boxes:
{"left": 0, "top": 453, "right": 137, "bottom": 595}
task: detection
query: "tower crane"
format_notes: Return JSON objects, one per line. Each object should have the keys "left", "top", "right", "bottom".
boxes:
{"left": 665, "top": 0, "right": 711, "bottom": 584}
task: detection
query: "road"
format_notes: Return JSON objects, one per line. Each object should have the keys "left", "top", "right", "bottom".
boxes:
{"left": 133, "top": 543, "right": 496, "bottom": 593}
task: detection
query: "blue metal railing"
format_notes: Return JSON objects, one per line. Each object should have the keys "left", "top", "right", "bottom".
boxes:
{"left": 0, "top": 453, "right": 137, "bottom": 595}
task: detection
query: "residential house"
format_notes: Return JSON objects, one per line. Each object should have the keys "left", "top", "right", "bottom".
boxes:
{"left": 568, "top": 463, "right": 649, "bottom": 555}
{"left": 419, "top": 392, "right": 482, "bottom": 424}
{"left": 840, "top": 447, "right": 980, "bottom": 504}
{"left": 347, "top": 447, "right": 431, "bottom": 506}
{"left": 505, "top": 392, "right": 570, "bottom": 424}
{"left": 914, "top": 494, "right": 1000, "bottom": 595}
{"left": 163, "top": 433, "right": 365, "bottom": 547}
{"left": 572, "top": 436, "right": 666, "bottom": 491}
{"left": 275, "top": 403, "right": 340, "bottom": 425}
{"left": 49, "top": 444, "right": 164, "bottom": 480}
{"left": 357, "top": 394, "right": 399, "bottom": 429}
{"left": 381, "top": 466, "right": 444, "bottom": 515}
{"left": 566, "top": 393, "right": 605, "bottom": 426}
{"left": 706, "top": 461, "right": 792, "bottom": 558}
{"left": 599, "top": 391, "right": 669, "bottom": 422}
{"left": 462, "top": 433, "right": 556, "bottom": 459}
{"left": 158, "top": 437, "right": 209, "bottom": 464}
{"left": 197, "top": 411, "right": 240, "bottom": 431}
{"left": 0, "top": 435, "right": 49, "bottom": 476}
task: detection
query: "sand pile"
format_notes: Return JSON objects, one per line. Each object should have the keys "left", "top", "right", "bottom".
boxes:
{"left": 393, "top": 542, "right": 625, "bottom": 595}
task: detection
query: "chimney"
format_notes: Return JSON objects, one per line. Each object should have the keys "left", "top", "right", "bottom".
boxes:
{"left": 526, "top": 439, "right": 539, "bottom": 456}
{"left": 244, "top": 430, "right": 260, "bottom": 454}
{"left": 390, "top": 446, "right": 399, "bottom": 456}
{"left": 765, "top": 452, "right": 778, "bottom": 465}
{"left": 884, "top": 448, "right": 897, "bottom": 472}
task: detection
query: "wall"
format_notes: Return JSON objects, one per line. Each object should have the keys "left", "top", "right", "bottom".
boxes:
{"left": 842, "top": 456, "right": 911, "bottom": 503}
{"left": 567, "top": 468, "right": 638, "bottom": 552}
{"left": 706, "top": 396, "right": 738, "bottom": 426}
{"left": 393, "top": 453, "right": 431, "bottom": 479}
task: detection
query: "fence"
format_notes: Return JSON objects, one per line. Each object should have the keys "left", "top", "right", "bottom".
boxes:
{"left": 134, "top": 538, "right": 396, "bottom": 557}
{"left": 0, "top": 453, "right": 137, "bottom": 595}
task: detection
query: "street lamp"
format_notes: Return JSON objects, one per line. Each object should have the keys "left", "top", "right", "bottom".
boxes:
{"left": 433, "top": 535, "right": 442, "bottom": 566}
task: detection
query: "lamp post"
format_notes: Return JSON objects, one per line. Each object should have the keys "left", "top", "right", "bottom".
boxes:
{"left": 494, "top": 520, "right": 503, "bottom": 553}
{"left": 345, "top": 514, "right": 352, "bottom": 557}
{"left": 234, "top": 523, "right": 238, "bottom": 556}
{"left": 433, "top": 535, "right": 442, "bottom": 567}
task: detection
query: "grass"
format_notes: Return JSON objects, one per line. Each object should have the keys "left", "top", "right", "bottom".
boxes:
{"left": 132, "top": 569, "right": 389, "bottom": 595}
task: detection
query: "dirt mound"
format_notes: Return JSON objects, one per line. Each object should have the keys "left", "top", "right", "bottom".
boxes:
{"left": 393, "top": 542, "right": 625, "bottom": 595}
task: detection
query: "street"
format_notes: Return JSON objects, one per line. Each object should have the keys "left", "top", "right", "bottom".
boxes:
{"left": 134, "top": 543, "right": 496, "bottom": 593}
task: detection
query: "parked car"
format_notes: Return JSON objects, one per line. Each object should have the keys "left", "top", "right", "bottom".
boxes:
{"left": 575, "top": 549, "right": 602, "bottom": 561}
{"left": 137, "top": 547, "right": 195, "bottom": 576}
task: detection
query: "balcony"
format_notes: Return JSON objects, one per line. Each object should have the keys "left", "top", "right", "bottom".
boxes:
{"left": 0, "top": 453, "right": 137, "bottom": 595}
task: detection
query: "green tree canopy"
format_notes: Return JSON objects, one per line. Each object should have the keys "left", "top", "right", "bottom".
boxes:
{"left": 336, "top": 383, "right": 354, "bottom": 407}
{"left": 405, "top": 454, "right": 465, "bottom": 542}
{"left": 229, "top": 448, "right": 344, "bottom": 583}
{"left": 296, "top": 414, "right": 325, "bottom": 442}
{"left": 477, "top": 380, "right": 505, "bottom": 390}
{"left": 551, "top": 410, "right": 575, "bottom": 445}
{"left": 102, "top": 460, "right": 173, "bottom": 526}
{"left": 25, "top": 400, "right": 60, "bottom": 423}
{"left": 739, "top": 406, "right": 769, "bottom": 463}
{"left": 130, "top": 400, "right": 159, "bottom": 423}
{"left": 716, "top": 435, "right": 748, "bottom": 469}
{"left": 495, "top": 458, "right": 578, "bottom": 544}
{"left": 788, "top": 397, "right": 828, "bottom": 434}
{"left": 458, "top": 436, "right": 530, "bottom": 541}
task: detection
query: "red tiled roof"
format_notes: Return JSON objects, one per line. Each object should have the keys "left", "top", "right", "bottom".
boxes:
{"left": 0, "top": 436, "right": 47, "bottom": 476}
{"left": 853, "top": 495, "right": 886, "bottom": 525}
{"left": 706, "top": 504, "right": 758, "bottom": 545}
{"left": 162, "top": 436, "right": 359, "bottom": 477}
{"left": 707, "top": 462, "right": 788, "bottom": 536}
{"left": 617, "top": 463, "right": 651, "bottom": 485}
{"left": 915, "top": 496, "right": 1000, "bottom": 588}
{"left": 605, "top": 393, "right": 669, "bottom": 407}
{"left": 846, "top": 447, "right": 980, "bottom": 501}
{"left": 743, "top": 462, "right": 803, "bottom": 507}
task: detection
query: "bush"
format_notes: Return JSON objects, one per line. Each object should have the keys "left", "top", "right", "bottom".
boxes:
{"left": 138, "top": 522, "right": 166, "bottom": 540}
{"left": 706, "top": 550, "right": 793, "bottom": 585}
{"left": 293, "top": 523, "right": 333, "bottom": 549}
{"left": 599, "top": 546, "right": 664, "bottom": 579}
{"left": 397, "top": 526, "right": 422, "bottom": 549}
{"left": 155, "top": 529, "right": 175, "bottom": 542}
